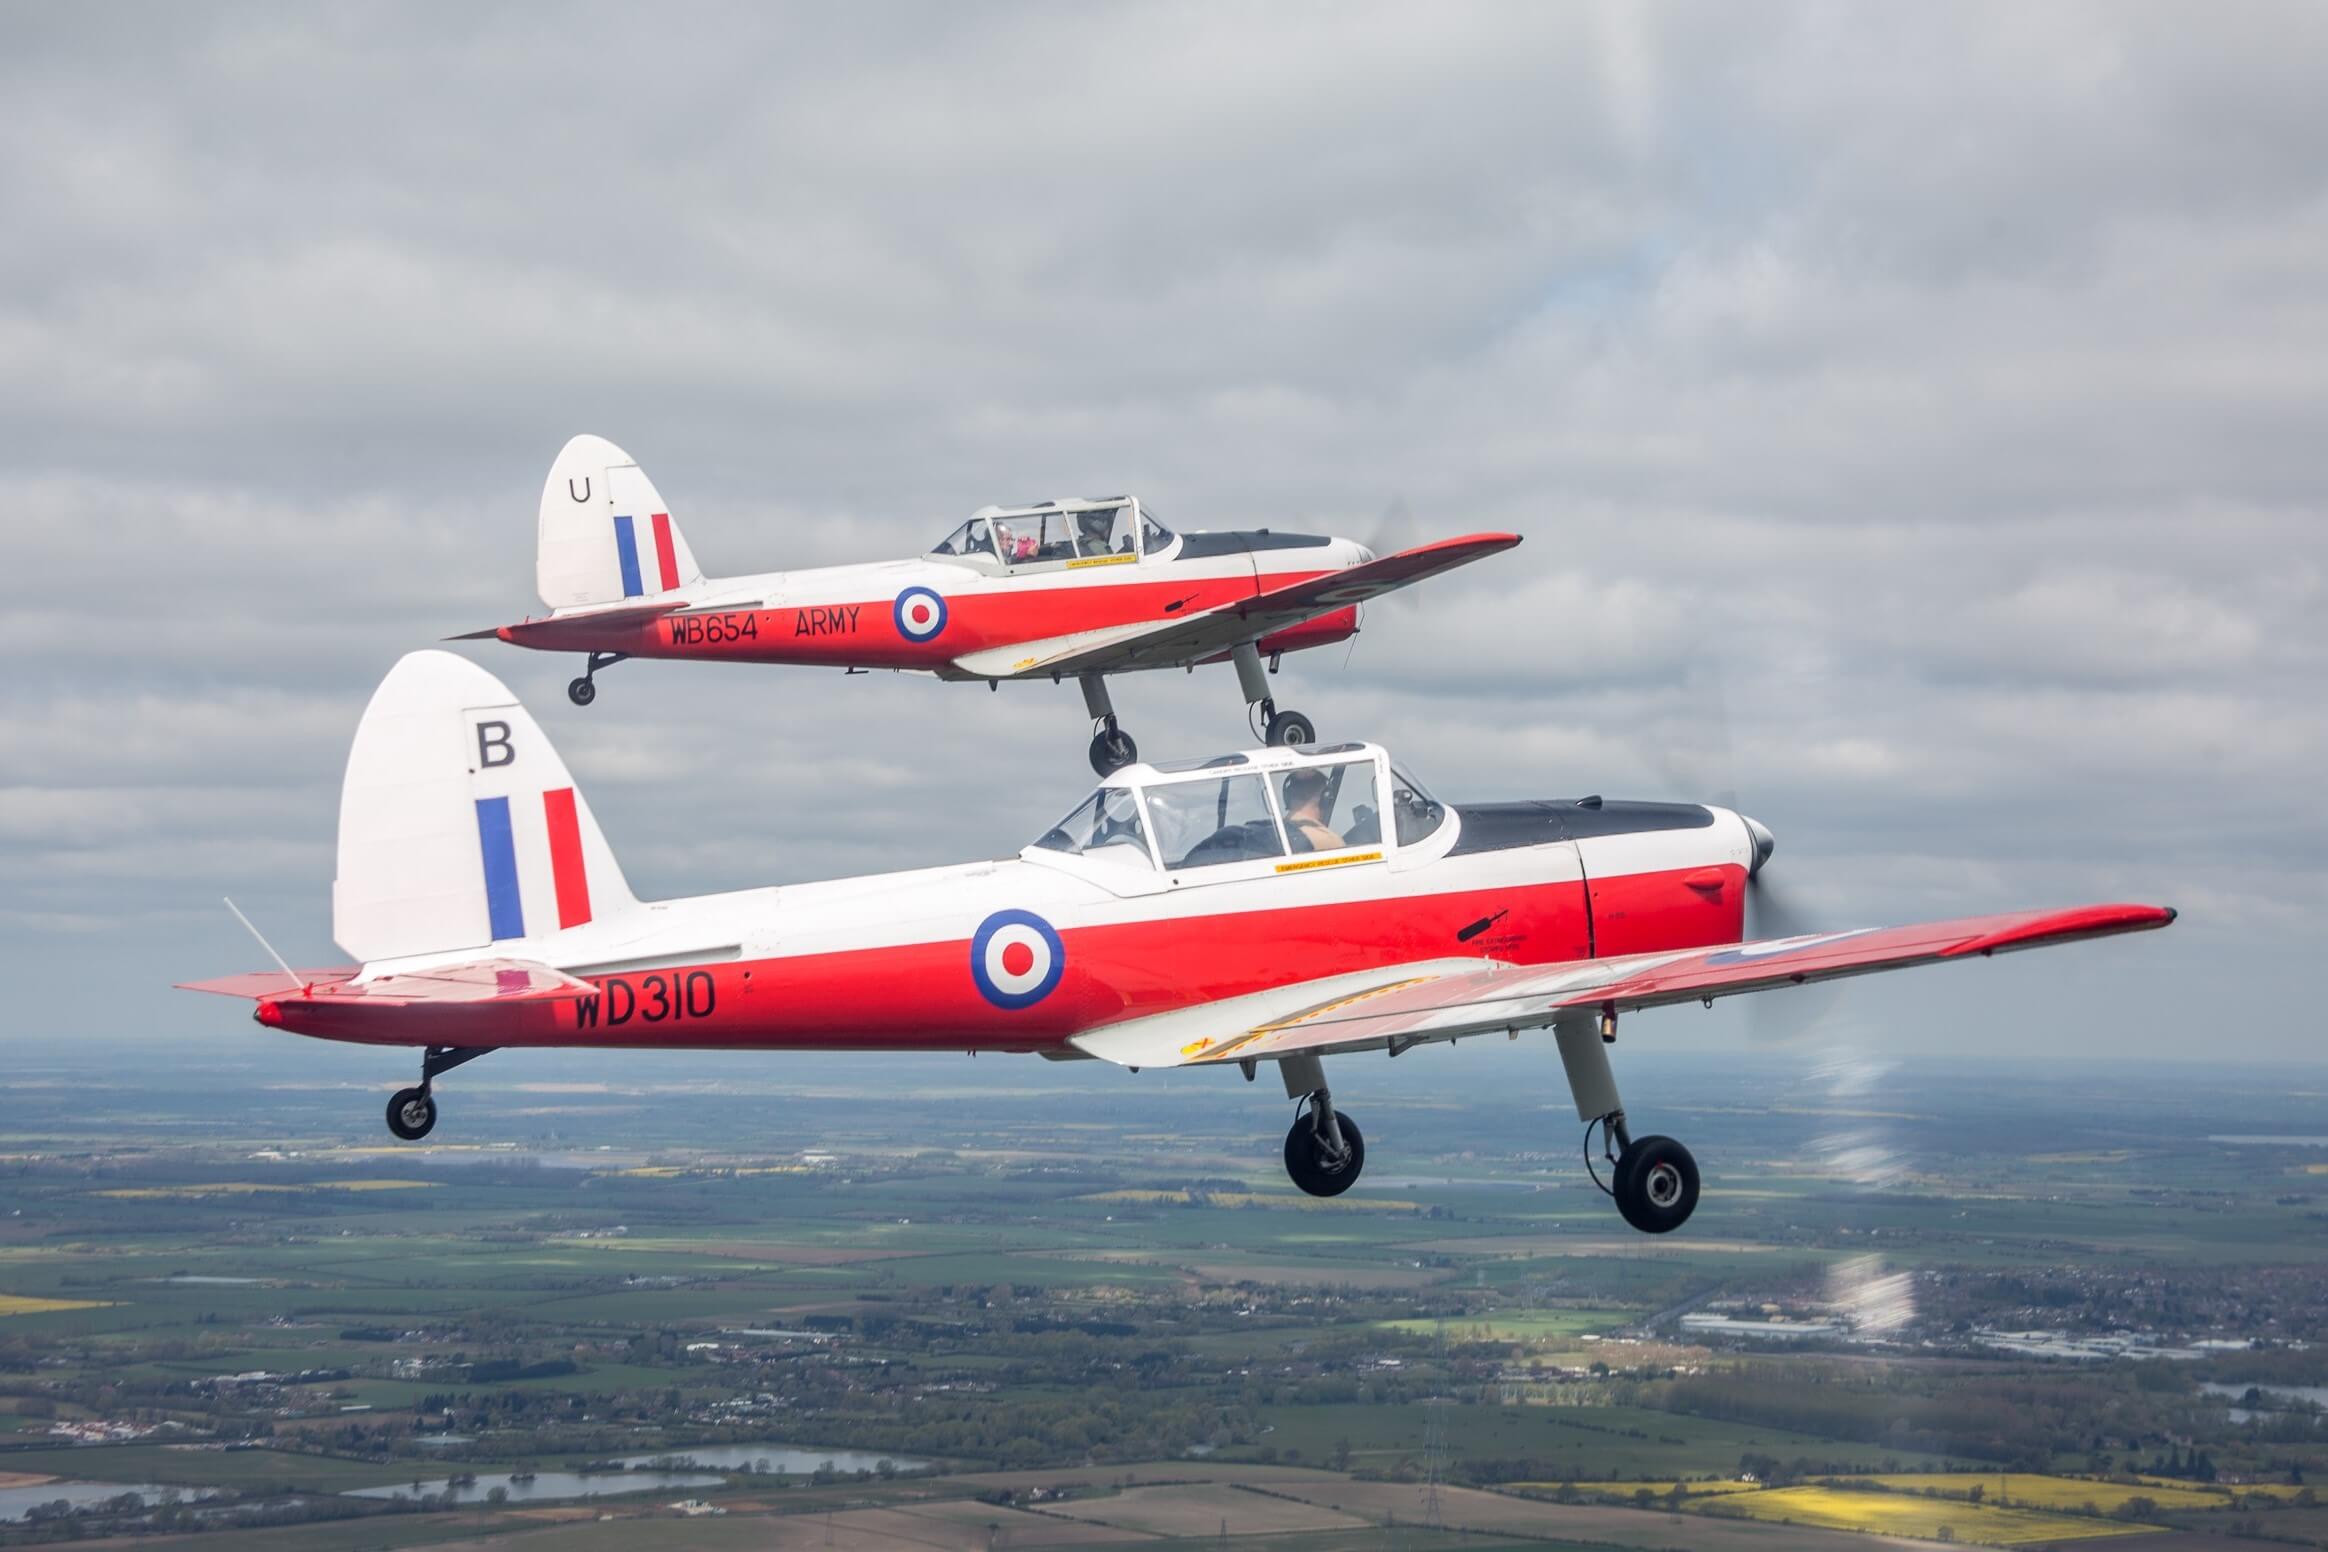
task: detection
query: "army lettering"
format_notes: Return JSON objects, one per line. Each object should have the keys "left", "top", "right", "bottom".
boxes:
{"left": 794, "top": 604, "right": 862, "bottom": 637}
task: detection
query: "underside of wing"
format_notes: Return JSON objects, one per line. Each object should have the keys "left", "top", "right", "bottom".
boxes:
{"left": 1072, "top": 902, "right": 2176, "bottom": 1070}
{"left": 450, "top": 601, "right": 690, "bottom": 648}
{"left": 955, "top": 532, "right": 1520, "bottom": 680}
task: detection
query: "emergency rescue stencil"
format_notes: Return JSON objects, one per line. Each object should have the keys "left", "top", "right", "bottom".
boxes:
{"left": 970, "top": 909, "right": 1064, "bottom": 1010}
{"left": 893, "top": 586, "right": 947, "bottom": 642}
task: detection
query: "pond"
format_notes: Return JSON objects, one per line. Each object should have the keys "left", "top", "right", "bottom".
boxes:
{"left": 349, "top": 1467, "right": 724, "bottom": 1504}
{"left": 616, "top": 1444, "right": 927, "bottom": 1474}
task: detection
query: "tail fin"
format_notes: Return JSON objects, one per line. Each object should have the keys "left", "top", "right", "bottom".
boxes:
{"left": 537, "top": 434, "right": 705, "bottom": 610}
{"left": 333, "top": 651, "right": 637, "bottom": 962}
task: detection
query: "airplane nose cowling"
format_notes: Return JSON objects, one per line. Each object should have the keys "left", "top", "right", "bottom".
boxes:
{"left": 1743, "top": 815, "right": 1776, "bottom": 875}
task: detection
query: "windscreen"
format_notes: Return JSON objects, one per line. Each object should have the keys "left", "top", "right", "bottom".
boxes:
{"left": 1032, "top": 786, "right": 1151, "bottom": 863}
{"left": 1389, "top": 764, "right": 1449, "bottom": 847}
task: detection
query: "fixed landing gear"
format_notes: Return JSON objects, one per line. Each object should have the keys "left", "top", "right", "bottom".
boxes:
{"left": 1557, "top": 1010, "right": 1700, "bottom": 1234}
{"left": 384, "top": 1047, "right": 494, "bottom": 1142}
{"left": 1233, "top": 643, "right": 1312, "bottom": 748}
{"left": 1075, "top": 648, "right": 1315, "bottom": 774}
{"left": 1279, "top": 1056, "right": 1365, "bottom": 1197}
{"left": 568, "top": 652, "right": 629, "bottom": 707}
{"left": 1588, "top": 1114, "right": 1700, "bottom": 1235}
{"left": 1082, "top": 674, "right": 1138, "bottom": 775}
{"left": 1264, "top": 707, "right": 1315, "bottom": 747}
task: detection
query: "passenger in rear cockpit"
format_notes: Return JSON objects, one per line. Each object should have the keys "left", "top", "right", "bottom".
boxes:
{"left": 1281, "top": 767, "right": 1343, "bottom": 853}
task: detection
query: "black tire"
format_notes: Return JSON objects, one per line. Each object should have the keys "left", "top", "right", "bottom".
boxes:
{"left": 1284, "top": 1110, "right": 1365, "bottom": 1197}
{"left": 1265, "top": 709, "right": 1316, "bottom": 747}
{"left": 567, "top": 676, "right": 597, "bottom": 707}
{"left": 386, "top": 1087, "right": 437, "bottom": 1141}
{"left": 1613, "top": 1134, "right": 1698, "bottom": 1234}
{"left": 1088, "top": 727, "right": 1137, "bottom": 776}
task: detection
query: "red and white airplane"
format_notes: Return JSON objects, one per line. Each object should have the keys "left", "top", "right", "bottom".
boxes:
{"left": 459, "top": 436, "right": 1519, "bottom": 773}
{"left": 184, "top": 652, "right": 2175, "bottom": 1234}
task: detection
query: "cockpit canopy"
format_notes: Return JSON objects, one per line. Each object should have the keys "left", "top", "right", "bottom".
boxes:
{"left": 930, "top": 496, "right": 1173, "bottom": 567}
{"left": 1030, "top": 743, "right": 1448, "bottom": 874}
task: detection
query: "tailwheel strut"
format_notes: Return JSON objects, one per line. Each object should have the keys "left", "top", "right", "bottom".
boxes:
{"left": 385, "top": 1046, "right": 494, "bottom": 1142}
{"left": 569, "top": 651, "right": 629, "bottom": 707}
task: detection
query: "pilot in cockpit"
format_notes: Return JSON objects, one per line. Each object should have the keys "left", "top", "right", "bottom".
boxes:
{"left": 1280, "top": 766, "right": 1343, "bottom": 853}
{"left": 1078, "top": 508, "right": 1126, "bottom": 556}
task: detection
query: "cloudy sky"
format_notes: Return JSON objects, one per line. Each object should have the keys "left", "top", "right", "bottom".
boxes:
{"left": 5, "top": 3, "right": 2322, "bottom": 1071}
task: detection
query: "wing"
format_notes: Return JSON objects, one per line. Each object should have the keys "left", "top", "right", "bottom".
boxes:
{"left": 1071, "top": 902, "right": 2176, "bottom": 1069}
{"left": 178, "top": 958, "right": 595, "bottom": 1037}
{"left": 951, "top": 533, "right": 1520, "bottom": 680}
{"left": 448, "top": 601, "right": 691, "bottom": 648}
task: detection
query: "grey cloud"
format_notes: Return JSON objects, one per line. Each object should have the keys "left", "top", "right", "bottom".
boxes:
{"left": 3, "top": 2, "right": 2320, "bottom": 1059}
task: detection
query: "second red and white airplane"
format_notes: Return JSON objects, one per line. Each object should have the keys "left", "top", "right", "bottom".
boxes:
{"left": 460, "top": 436, "right": 1520, "bottom": 773}
{"left": 185, "top": 652, "right": 2175, "bottom": 1234}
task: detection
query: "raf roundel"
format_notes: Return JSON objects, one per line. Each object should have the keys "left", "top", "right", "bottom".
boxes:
{"left": 970, "top": 909, "right": 1065, "bottom": 1011}
{"left": 893, "top": 586, "right": 948, "bottom": 643}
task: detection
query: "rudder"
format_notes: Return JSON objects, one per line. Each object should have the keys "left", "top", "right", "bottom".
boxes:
{"left": 537, "top": 434, "right": 704, "bottom": 609}
{"left": 333, "top": 651, "right": 637, "bottom": 962}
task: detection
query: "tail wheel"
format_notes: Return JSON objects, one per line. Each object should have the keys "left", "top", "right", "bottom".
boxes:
{"left": 1284, "top": 1110, "right": 1365, "bottom": 1197}
{"left": 1613, "top": 1134, "right": 1698, "bottom": 1234}
{"left": 567, "top": 677, "right": 597, "bottom": 707}
{"left": 1265, "top": 709, "right": 1316, "bottom": 747}
{"left": 386, "top": 1087, "right": 437, "bottom": 1142}
{"left": 1089, "top": 727, "right": 1137, "bottom": 776}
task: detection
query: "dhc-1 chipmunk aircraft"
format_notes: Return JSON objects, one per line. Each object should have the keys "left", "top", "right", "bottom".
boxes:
{"left": 458, "top": 436, "right": 1519, "bottom": 774}
{"left": 185, "top": 652, "right": 2175, "bottom": 1234}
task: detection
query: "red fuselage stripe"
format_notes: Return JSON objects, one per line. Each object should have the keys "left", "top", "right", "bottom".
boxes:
{"left": 508, "top": 569, "right": 1350, "bottom": 669}
{"left": 275, "top": 861, "right": 1751, "bottom": 1053}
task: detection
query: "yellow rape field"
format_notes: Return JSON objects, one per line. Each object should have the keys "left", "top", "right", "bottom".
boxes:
{"left": 96, "top": 1179, "right": 436, "bottom": 1199}
{"left": 1515, "top": 1479, "right": 1761, "bottom": 1498}
{"left": 0, "top": 1295, "right": 114, "bottom": 1316}
{"left": 1722, "top": 1485, "right": 2158, "bottom": 1545}
{"left": 1842, "top": 1473, "right": 2230, "bottom": 1512}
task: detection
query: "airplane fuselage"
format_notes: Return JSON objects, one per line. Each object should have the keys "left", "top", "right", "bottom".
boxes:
{"left": 498, "top": 531, "right": 1368, "bottom": 677}
{"left": 261, "top": 749, "right": 1757, "bottom": 1056}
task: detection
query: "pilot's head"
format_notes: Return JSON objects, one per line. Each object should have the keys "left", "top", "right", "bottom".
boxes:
{"left": 1078, "top": 510, "right": 1113, "bottom": 548}
{"left": 1283, "top": 766, "right": 1329, "bottom": 812}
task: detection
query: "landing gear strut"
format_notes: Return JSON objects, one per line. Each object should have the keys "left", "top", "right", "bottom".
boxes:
{"left": 384, "top": 1046, "right": 494, "bottom": 1142}
{"left": 1233, "top": 643, "right": 1313, "bottom": 748}
{"left": 1558, "top": 1011, "right": 1699, "bottom": 1234}
{"left": 1082, "top": 673, "right": 1138, "bottom": 775}
{"left": 568, "top": 652, "right": 628, "bottom": 707}
{"left": 1279, "top": 1055, "right": 1365, "bottom": 1197}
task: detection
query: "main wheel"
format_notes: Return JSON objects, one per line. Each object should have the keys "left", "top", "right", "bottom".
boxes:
{"left": 386, "top": 1087, "right": 437, "bottom": 1141}
{"left": 1612, "top": 1134, "right": 1698, "bottom": 1234}
{"left": 567, "top": 676, "right": 597, "bottom": 707}
{"left": 1265, "top": 709, "right": 1316, "bottom": 747}
{"left": 1088, "top": 726, "right": 1137, "bottom": 775}
{"left": 1284, "top": 1111, "right": 1365, "bottom": 1197}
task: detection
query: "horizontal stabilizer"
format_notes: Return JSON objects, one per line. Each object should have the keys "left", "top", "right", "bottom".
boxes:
{"left": 178, "top": 959, "right": 591, "bottom": 1008}
{"left": 179, "top": 968, "right": 358, "bottom": 1000}
{"left": 457, "top": 600, "right": 690, "bottom": 651}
